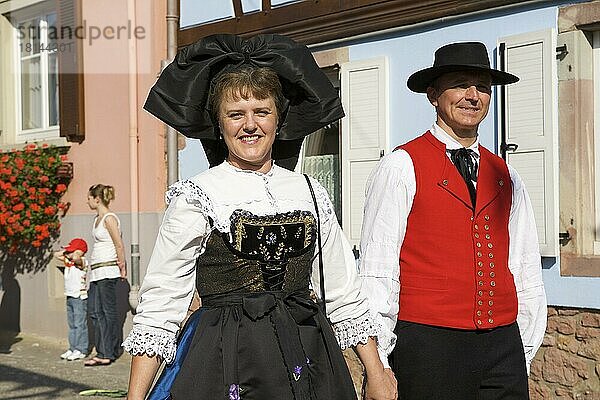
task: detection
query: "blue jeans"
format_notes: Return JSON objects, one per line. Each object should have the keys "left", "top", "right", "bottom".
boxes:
{"left": 88, "top": 278, "right": 119, "bottom": 360}
{"left": 66, "top": 296, "right": 88, "bottom": 353}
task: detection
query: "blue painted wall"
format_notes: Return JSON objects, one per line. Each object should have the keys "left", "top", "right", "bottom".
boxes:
{"left": 179, "top": 139, "right": 208, "bottom": 180}
{"left": 180, "top": 0, "right": 233, "bottom": 28}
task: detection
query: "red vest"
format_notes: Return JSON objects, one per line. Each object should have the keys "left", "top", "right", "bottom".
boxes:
{"left": 397, "top": 132, "right": 518, "bottom": 330}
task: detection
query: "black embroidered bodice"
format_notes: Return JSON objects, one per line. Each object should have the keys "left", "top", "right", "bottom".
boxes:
{"left": 195, "top": 210, "right": 317, "bottom": 296}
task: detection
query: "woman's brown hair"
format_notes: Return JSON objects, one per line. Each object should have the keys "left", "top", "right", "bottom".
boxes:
{"left": 209, "top": 66, "right": 285, "bottom": 127}
{"left": 88, "top": 184, "right": 115, "bottom": 207}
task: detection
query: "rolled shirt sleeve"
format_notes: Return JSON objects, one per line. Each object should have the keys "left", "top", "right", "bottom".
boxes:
{"left": 359, "top": 151, "right": 416, "bottom": 368}
{"left": 507, "top": 165, "right": 547, "bottom": 372}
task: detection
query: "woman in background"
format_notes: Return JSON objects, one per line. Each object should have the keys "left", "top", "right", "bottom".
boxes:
{"left": 84, "top": 184, "right": 126, "bottom": 367}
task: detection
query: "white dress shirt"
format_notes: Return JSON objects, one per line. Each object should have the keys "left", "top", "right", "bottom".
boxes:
{"left": 359, "top": 123, "right": 547, "bottom": 370}
{"left": 123, "top": 161, "right": 381, "bottom": 363}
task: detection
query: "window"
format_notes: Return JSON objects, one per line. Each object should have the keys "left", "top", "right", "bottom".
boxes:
{"left": 2, "top": 0, "right": 85, "bottom": 145}
{"left": 180, "top": 0, "right": 234, "bottom": 28}
{"left": 14, "top": 10, "right": 60, "bottom": 142}
{"left": 179, "top": 0, "right": 307, "bottom": 29}
{"left": 241, "top": 0, "right": 260, "bottom": 13}
{"left": 301, "top": 66, "right": 342, "bottom": 226}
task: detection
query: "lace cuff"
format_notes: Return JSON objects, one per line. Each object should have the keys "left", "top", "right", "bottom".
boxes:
{"left": 122, "top": 324, "right": 177, "bottom": 364}
{"left": 373, "top": 313, "right": 396, "bottom": 356}
{"left": 332, "top": 313, "right": 381, "bottom": 350}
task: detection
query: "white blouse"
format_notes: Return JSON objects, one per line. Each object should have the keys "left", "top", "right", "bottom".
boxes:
{"left": 89, "top": 212, "right": 121, "bottom": 282}
{"left": 359, "top": 124, "right": 547, "bottom": 370}
{"left": 123, "top": 161, "right": 381, "bottom": 363}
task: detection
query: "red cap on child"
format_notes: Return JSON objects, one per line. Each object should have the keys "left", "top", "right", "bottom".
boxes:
{"left": 63, "top": 238, "right": 88, "bottom": 253}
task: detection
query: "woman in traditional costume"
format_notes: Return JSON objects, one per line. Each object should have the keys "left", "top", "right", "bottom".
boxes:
{"left": 123, "top": 34, "right": 396, "bottom": 400}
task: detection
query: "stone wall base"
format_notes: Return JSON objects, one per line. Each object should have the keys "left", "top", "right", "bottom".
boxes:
{"left": 344, "top": 307, "right": 600, "bottom": 399}
{"left": 530, "top": 307, "right": 599, "bottom": 399}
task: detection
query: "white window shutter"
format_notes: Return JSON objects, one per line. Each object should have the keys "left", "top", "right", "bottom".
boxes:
{"left": 498, "top": 29, "right": 558, "bottom": 256}
{"left": 341, "top": 57, "right": 388, "bottom": 246}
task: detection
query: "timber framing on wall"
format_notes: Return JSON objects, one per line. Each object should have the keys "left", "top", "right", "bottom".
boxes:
{"left": 179, "top": 0, "right": 530, "bottom": 47}
{"left": 557, "top": 1, "right": 600, "bottom": 277}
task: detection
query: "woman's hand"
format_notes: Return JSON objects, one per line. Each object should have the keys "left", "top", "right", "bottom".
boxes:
{"left": 363, "top": 367, "right": 397, "bottom": 400}
{"left": 118, "top": 260, "right": 127, "bottom": 279}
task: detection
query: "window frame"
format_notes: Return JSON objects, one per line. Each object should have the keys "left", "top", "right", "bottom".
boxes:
{"left": 592, "top": 30, "right": 600, "bottom": 254}
{"left": 12, "top": 5, "right": 60, "bottom": 143}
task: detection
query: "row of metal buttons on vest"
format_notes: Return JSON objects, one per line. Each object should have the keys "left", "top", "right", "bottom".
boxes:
{"left": 473, "top": 214, "right": 495, "bottom": 327}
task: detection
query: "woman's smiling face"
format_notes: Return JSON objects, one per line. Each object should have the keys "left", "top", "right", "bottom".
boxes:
{"left": 219, "top": 93, "right": 278, "bottom": 174}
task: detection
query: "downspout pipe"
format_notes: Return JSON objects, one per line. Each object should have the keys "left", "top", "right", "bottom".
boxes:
{"left": 128, "top": 0, "right": 141, "bottom": 310}
{"left": 166, "top": 0, "right": 179, "bottom": 185}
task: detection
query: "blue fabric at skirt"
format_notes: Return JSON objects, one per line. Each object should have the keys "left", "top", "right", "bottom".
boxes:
{"left": 147, "top": 310, "right": 203, "bottom": 400}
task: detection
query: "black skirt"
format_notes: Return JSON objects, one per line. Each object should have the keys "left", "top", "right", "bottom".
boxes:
{"left": 169, "top": 292, "right": 357, "bottom": 400}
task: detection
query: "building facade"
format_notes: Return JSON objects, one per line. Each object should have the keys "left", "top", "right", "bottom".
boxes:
{"left": 178, "top": 1, "right": 600, "bottom": 397}
{"left": 0, "top": 0, "right": 168, "bottom": 341}
{"left": 1, "top": 0, "right": 599, "bottom": 397}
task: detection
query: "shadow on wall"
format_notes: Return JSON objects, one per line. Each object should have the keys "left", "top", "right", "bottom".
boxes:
{"left": 0, "top": 245, "right": 133, "bottom": 357}
{"left": 0, "top": 245, "right": 55, "bottom": 353}
{"left": 0, "top": 265, "right": 21, "bottom": 353}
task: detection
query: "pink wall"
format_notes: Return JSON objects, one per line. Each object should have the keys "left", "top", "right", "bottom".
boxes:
{"left": 62, "top": 0, "right": 167, "bottom": 215}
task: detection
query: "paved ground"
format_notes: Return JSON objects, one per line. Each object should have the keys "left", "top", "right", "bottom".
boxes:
{"left": 0, "top": 331, "right": 131, "bottom": 399}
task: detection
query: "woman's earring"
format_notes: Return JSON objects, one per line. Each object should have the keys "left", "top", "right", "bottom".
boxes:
{"left": 275, "top": 131, "right": 280, "bottom": 136}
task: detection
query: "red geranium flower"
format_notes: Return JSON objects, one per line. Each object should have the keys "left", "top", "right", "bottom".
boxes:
{"left": 0, "top": 144, "right": 70, "bottom": 250}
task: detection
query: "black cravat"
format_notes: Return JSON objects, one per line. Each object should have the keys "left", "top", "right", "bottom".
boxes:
{"left": 449, "top": 148, "right": 478, "bottom": 207}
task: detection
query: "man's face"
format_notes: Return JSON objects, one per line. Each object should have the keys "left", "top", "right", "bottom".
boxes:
{"left": 427, "top": 70, "right": 492, "bottom": 141}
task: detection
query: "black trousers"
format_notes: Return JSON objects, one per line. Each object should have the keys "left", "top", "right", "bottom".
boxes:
{"left": 389, "top": 321, "right": 529, "bottom": 400}
{"left": 88, "top": 278, "right": 119, "bottom": 360}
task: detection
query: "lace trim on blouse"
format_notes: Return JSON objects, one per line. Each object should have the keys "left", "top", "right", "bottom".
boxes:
{"left": 122, "top": 324, "right": 177, "bottom": 364}
{"left": 165, "top": 178, "right": 336, "bottom": 232}
{"left": 165, "top": 180, "right": 229, "bottom": 233}
{"left": 306, "top": 177, "right": 336, "bottom": 225}
{"left": 372, "top": 313, "right": 396, "bottom": 354}
{"left": 332, "top": 312, "right": 381, "bottom": 350}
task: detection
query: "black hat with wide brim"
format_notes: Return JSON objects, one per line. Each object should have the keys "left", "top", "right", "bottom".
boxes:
{"left": 407, "top": 42, "right": 519, "bottom": 93}
{"left": 144, "top": 34, "right": 344, "bottom": 169}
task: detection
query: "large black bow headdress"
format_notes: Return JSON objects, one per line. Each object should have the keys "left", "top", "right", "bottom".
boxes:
{"left": 144, "top": 34, "right": 344, "bottom": 168}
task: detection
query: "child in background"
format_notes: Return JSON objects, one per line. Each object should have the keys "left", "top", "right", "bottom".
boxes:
{"left": 54, "top": 238, "right": 89, "bottom": 361}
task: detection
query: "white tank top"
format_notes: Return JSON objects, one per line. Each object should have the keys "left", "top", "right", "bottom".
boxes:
{"left": 89, "top": 212, "right": 121, "bottom": 282}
